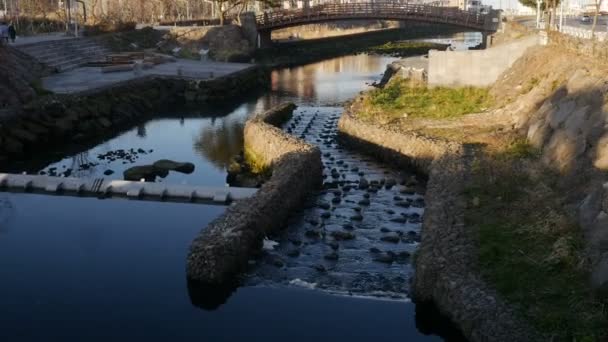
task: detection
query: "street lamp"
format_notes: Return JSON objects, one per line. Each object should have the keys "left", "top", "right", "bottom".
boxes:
{"left": 536, "top": 0, "right": 543, "bottom": 28}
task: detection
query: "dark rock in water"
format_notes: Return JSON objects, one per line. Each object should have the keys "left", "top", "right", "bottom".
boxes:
{"left": 321, "top": 212, "right": 331, "bottom": 219}
{"left": 289, "top": 238, "right": 302, "bottom": 246}
{"left": 385, "top": 179, "right": 397, "bottom": 189}
{"left": 103, "top": 169, "right": 114, "bottom": 176}
{"left": 331, "top": 197, "right": 341, "bottom": 204}
{"left": 353, "top": 207, "right": 362, "bottom": 212}
{"left": 153, "top": 159, "right": 195, "bottom": 174}
{"left": 369, "top": 247, "right": 381, "bottom": 254}
{"left": 267, "top": 255, "right": 285, "bottom": 268}
{"left": 385, "top": 209, "right": 395, "bottom": 215}
{"left": 358, "top": 177, "right": 369, "bottom": 190}
{"left": 398, "top": 251, "right": 411, "bottom": 259}
{"left": 380, "top": 227, "right": 391, "bottom": 233}
{"left": 123, "top": 165, "right": 162, "bottom": 181}
{"left": 381, "top": 235, "right": 401, "bottom": 243}
{"left": 324, "top": 252, "right": 339, "bottom": 261}
{"left": 390, "top": 217, "right": 407, "bottom": 224}
{"left": 313, "top": 264, "right": 327, "bottom": 273}
{"left": 306, "top": 218, "right": 320, "bottom": 226}
{"left": 396, "top": 201, "right": 411, "bottom": 208}
{"left": 358, "top": 198, "right": 371, "bottom": 206}
{"left": 342, "top": 223, "right": 354, "bottom": 230}
{"left": 393, "top": 196, "right": 403, "bottom": 201}
{"left": 363, "top": 193, "right": 370, "bottom": 199}
{"left": 305, "top": 230, "right": 321, "bottom": 238}
{"left": 331, "top": 231, "right": 355, "bottom": 241}
{"left": 373, "top": 254, "right": 394, "bottom": 264}
{"left": 329, "top": 242, "right": 340, "bottom": 250}
{"left": 287, "top": 249, "right": 300, "bottom": 258}
{"left": 351, "top": 214, "right": 363, "bottom": 222}
{"left": 400, "top": 188, "right": 415, "bottom": 195}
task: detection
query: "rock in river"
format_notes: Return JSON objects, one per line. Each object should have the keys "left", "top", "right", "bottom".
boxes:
{"left": 123, "top": 165, "right": 168, "bottom": 181}
{"left": 152, "top": 159, "right": 195, "bottom": 174}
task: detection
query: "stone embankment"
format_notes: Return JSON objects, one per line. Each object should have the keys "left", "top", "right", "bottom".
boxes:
{"left": 187, "top": 103, "right": 322, "bottom": 286}
{"left": 492, "top": 43, "right": 608, "bottom": 294}
{"left": 338, "top": 109, "right": 542, "bottom": 341}
{"left": 0, "top": 66, "right": 268, "bottom": 166}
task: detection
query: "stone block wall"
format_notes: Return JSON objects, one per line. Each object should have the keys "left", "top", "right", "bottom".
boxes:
{"left": 428, "top": 35, "right": 539, "bottom": 87}
{"left": 337, "top": 110, "right": 541, "bottom": 342}
{"left": 187, "top": 103, "right": 322, "bottom": 286}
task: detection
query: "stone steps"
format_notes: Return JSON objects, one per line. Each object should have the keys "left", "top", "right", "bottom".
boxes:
{"left": 16, "top": 37, "right": 110, "bottom": 73}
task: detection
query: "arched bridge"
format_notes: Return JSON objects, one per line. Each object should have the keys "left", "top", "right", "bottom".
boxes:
{"left": 253, "top": 2, "right": 500, "bottom": 47}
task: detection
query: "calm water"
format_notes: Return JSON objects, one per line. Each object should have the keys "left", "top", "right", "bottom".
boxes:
{"left": 0, "top": 37, "right": 476, "bottom": 341}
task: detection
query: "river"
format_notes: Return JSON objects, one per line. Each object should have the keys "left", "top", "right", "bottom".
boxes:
{"left": 0, "top": 34, "right": 481, "bottom": 341}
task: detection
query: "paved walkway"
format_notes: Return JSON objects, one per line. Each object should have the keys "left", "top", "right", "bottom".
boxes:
{"left": 11, "top": 32, "right": 75, "bottom": 46}
{"left": 42, "top": 59, "right": 253, "bottom": 94}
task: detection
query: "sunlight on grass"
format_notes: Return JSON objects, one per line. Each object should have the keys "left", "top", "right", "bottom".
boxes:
{"left": 358, "top": 78, "right": 493, "bottom": 120}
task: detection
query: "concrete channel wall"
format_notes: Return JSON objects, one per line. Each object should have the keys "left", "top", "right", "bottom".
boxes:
{"left": 427, "top": 36, "right": 539, "bottom": 87}
{"left": 187, "top": 103, "right": 322, "bottom": 286}
{"left": 337, "top": 110, "right": 542, "bottom": 342}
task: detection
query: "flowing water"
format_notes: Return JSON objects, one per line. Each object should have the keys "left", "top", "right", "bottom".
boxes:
{"left": 0, "top": 35, "right": 482, "bottom": 341}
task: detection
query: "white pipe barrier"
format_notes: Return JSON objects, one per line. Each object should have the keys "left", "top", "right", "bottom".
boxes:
{"left": 0, "top": 173, "right": 257, "bottom": 204}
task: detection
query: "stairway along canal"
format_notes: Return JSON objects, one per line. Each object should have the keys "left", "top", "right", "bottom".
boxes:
{"left": 0, "top": 34, "right": 482, "bottom": 341}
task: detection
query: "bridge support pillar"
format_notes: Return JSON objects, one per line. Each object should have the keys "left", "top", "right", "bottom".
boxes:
{"left": 480, "top": 32, "right": 495, "bottom": 49}
{"left": 239, "top": 12, "right": 259, "bottom": 49}
{"left": 258, "top": 30, "right": 272, "bottom": 49}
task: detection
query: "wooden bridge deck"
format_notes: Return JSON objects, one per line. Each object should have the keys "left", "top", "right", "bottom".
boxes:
{"left": 256, "top": 2, "right": 490, "bottom": 31}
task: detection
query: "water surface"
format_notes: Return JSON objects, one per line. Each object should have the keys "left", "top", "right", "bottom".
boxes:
{"left": 0, "top": 38, "right": 474, "bottom": 341}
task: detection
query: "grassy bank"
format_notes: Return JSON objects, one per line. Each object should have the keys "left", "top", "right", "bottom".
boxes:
{"left": 356, "top": 77, "right": 492, "bottom": 121}
{"left": 465, "top": 140, "right": 607, "bottom": 341}
{"left": 366, "top": 41, "right": 447, "bottom": 57}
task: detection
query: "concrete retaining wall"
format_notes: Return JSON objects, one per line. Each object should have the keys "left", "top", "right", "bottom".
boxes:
{"left": 0, "top": 66, "right": 269, "bottom": 167}
{"left": 187, "top": 103, "right": 322, "bottom": 286}
{"left": 337, "top": 110, "right": 541, "bottom": 342}
{"left": 428, "top": 35, "right": 539, "bottom": 87}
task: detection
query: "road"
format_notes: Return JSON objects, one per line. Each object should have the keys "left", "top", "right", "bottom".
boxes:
{"left": 516, "top": 14, "right": 608, "bottom": 30}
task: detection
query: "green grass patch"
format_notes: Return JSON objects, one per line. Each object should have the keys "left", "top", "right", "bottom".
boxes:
{"left": 520, "top": 77, "right": 539, "bottom": 94}
{"left": 466, "top": 144, "right": 607, "bottom": 341}
{"left": 358, "top": 78, "right": 492, "bottom": 120}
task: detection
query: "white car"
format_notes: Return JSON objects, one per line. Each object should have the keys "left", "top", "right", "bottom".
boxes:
{"left": 581, "top": 15, "right": 592, "bottom": 24}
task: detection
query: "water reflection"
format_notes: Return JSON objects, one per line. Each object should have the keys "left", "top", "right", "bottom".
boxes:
{"left": 0, "top": 196, "right": 16, "bottom": 234}
{"left": 193, "top": 117, "right": 245, "bottom": 170}
{"left": 269, "top": 54, "right": 395, "bottom": 105}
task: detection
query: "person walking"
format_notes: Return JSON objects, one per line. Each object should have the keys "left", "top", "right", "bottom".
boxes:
{"left": 0, "top": 22, "right": 8, "bottom": 45}
{"left": 8, "top": 22, "right": 16, "bottom": 43}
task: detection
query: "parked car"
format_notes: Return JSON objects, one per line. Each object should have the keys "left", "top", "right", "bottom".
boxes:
{"left": 581, "top": 15, "right": 592, "bottom": 24}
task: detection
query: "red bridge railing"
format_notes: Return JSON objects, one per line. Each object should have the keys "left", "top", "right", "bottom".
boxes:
{"left": 256, "top": 2, "right": 488, "bottom": 31}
